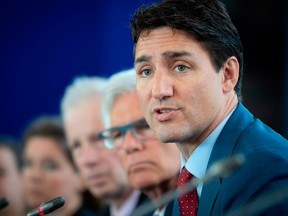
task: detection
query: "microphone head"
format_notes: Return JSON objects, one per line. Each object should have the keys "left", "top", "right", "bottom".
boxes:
{"left": 41, "top": 196, "right": 65, "bottom": 213}
{"left": 0, "top": 197, "right": 9, "bottom": 210}
{"left": 26, "top": 196, "right": 65, "bottom": 216}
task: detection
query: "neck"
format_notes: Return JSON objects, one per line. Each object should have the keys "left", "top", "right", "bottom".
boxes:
{"left": 108, "top": 188, "right": 134, "bottom": 209}
{"left": 179, "top": 95, "right": 238, "bottom": 159}
{"left": 59, "top": 194, "right": 82, "bottom": 216}
{"left": 142, "top": 175, "right": 178, "bottom": 202}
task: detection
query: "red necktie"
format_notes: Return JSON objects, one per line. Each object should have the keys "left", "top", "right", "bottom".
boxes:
{"left": 177, "top": 166, "right": 198, "bottom": 215}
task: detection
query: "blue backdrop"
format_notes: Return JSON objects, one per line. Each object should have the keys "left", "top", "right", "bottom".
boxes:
{"left": 0, "top": 0, "right": 156, "bottom": 138}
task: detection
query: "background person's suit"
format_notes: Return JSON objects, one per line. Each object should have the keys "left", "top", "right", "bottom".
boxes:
{"left": 96, "top": 192, "right": 149, "bottom": 216}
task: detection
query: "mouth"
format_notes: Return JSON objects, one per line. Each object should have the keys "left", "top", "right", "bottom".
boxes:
{"left": 129, "top": 161, "right": 152, "bottom": 174}
{"left": 153, "top": 106, "right": 174, "bottom": 113}
{"left": 153, "top": 106, "right": 178, "bottom": 122}
{"left": 88, "top": 173, "right": 108, "bottom": 184}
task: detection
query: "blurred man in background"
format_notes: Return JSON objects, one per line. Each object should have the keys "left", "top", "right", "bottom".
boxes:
{"left": 100, "top": 69, "right": 180, "bottom": 215}
{"left": 61, "top": 76, "right": 148, "bottom": 216}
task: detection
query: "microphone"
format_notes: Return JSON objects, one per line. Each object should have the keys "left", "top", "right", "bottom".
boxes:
{"left": 0, "top": 197, "right": 9, "bottom": 210}
{"left": 131, "top": 154, "right": 245, "bottom": 216}
{"left": 26, "top": 196, "right": 65, "bottom": 216}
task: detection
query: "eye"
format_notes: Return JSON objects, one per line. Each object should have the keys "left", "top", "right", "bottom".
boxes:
{"left": 110, "top": 129, "right": 122, "bottom": 139}
{"left": 140, "top": 69, "right": 152, "bottom": 77}
{"left": 175, "top": 65, "right": 188, "bottom": 72}
{"left": 70, "top": 140, "right": 81, "bottom": 151}
{"left": 42, "top": 160, "right": 59, "bottom": 171}
{"left": 22, "top": 158, "right": 32, "bottom": 169}
{"left": 102, "top": 129, "right": 122, "bottom": 140}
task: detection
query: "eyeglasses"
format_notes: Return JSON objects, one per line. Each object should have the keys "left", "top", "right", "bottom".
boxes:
{"left": 98, "top": 118, "right": 155, "bottom": 149}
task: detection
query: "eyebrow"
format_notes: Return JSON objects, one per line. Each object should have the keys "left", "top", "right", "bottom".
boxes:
{"left": 134, "top": 51, "right": 193, "bottom": 65}
{"left": 134, "top": 55, "right": 151, "bottom": 65}
{"left": 162, "top": 51, "right": 193, "bottom": 58}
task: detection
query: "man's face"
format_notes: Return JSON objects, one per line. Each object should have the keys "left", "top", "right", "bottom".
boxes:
{"left": 110, "top": 90, "right": 180, "bottom": 190}
{"left": 64, "top": 95, "right": 129, "bottom": 199}
{"left": 134, "top": 27, "right": 227, "bottom": 148}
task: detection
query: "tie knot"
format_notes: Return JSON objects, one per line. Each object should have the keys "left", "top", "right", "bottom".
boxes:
{"left": 178, "top": 167, "right": 193, "bottom": 185}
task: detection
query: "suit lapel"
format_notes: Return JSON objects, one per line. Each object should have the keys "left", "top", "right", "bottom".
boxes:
{"left": 163, "top": 199, "right": 177, "bottom": 216}
{"left": 198, "top": 103, "right": 254, "bottom": 215}
{"left": 172, "top": 198, "right": 180, "bottom": 216}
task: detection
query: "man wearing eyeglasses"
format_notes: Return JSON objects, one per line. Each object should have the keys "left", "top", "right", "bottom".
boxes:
{"left": 100, "top": 69, "right": 180, "bottom": 216}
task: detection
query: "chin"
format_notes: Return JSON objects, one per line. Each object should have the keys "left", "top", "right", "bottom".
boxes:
{"left": 26, "top": 198, "right": 43, "bottom": 209}
{"left": 131, "top": 175, "right": 157, "bottom": 190}
{"left": 90, "top": 187, "right": 109, "bottom": 198}
{"left": 157, "top": 133, "right": 175, "bottom": 143}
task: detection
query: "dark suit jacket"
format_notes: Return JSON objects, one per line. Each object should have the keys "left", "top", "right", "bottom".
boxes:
{"left": 163, "top": 199, "right": 176, "bottom": 216}
{"left": 73, "top": 206, "right": 96, "bottom": 216}
{"left": 173, "top": 103, "right": 288, "bottom": 216}
{"left": 96, "top": 192, "right": 149, "bottom": 216}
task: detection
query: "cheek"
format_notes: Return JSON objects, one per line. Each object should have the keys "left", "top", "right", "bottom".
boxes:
{"left": 21, "top": 170, "right": 32, "bottom": 183}
{"left": 73, "top": 154, "right": 83, "bottom": 169}
{"left": 136, "top": 81, "right": 149, "bottom": 102}
{"left": 0, "top": 178, "right": 9, "bottom": 194}
{"left": 118, "top": 152, "right": 129, "bottom": 174}
{"left": 46, "top": 167, "right": 71, "bottom": 184}
{"left": 136, "top": 90, "right": 151, "bottom": 120}
{"left": 46, "top": 175, "right": 66, "bottom": 188}
{"left": 49, "top": 172, "right": 75, "bottom": 196}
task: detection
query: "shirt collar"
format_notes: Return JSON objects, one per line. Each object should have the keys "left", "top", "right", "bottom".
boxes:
{"left": 152, "top": 204, "right": 167, "bottom": 216}
{"left": 180, "top": 106, "right": 236, "bottom": 195}
{"left": 110, "top": 190, "right": 141, "bottom": 216}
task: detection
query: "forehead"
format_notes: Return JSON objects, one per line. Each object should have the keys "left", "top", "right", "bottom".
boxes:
{"left": 135, "top": 27, "right": 201, "bottom": 58}
{"left": 111, "top": 90, "right": 143, "bottom": 125}
{"left": 64, "top": 97, "right": 103, "bottom": 132}
{"left": 24, "top": 136, "right": 65, "bottom": 159}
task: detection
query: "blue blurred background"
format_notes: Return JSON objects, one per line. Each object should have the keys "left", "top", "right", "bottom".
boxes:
{"left": 0, "top": 0, "right": 287, "bottom": 140}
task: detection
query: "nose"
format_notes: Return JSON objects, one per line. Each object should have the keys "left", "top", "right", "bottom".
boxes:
{"left": 80, "top": 143, "right": 102, "bottom": 167}
{"left": 25, "top": 165, "right": 43, "bottom": 183}
{"left": 123, "top": 130, "right": 144, "bottom": 154}
{"left": 152, "top": 70, "right": 173, "bottom": 100}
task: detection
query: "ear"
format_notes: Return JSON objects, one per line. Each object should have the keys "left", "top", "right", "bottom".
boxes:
{"left": 221, "top": 56, "right": 239, "bottom": 93}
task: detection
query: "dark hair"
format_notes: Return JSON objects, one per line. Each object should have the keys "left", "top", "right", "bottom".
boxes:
{"left": 22, "top": 116, "right": 76, "bottom": 170}
{"left": 0, "top": 135, "right": 21, "bottom": 169}
{"left": 130, "top": 0, "right": 243, "bottom": 100}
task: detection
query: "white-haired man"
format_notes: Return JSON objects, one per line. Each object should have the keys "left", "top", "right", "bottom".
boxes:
{"left": 100, "top": 69, "right": 180, "bottom": 216}
{"left": 61, "top": 76, "right": 148, "bottom": 216}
